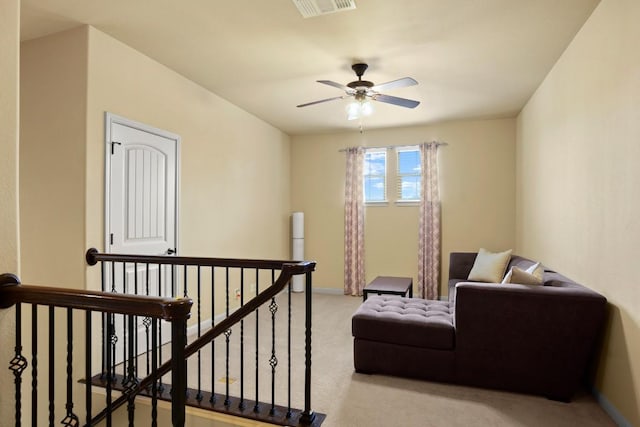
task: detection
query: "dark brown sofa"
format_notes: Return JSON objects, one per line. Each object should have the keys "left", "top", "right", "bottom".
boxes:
{"left": 352, "top": 252, "right": 607, "bottom": 401}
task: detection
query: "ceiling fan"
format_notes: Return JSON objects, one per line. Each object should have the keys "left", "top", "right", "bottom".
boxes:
{"left": 296, "top": 63, "right": 420, "bottom": 118}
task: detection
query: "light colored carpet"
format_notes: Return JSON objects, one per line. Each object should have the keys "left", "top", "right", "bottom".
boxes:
{"left": 148, "top": 292, "right": 615, "bottom": 427}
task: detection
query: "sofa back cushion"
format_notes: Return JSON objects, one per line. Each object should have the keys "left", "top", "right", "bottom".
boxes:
{"left": 467, "top": 248, "right": 512, "bottom": 283}
{"left": 507, "top": 255, "right": 539, "bottom": 272}
{"left": 449, "top": 252, "right": 478, "bottom": 280}
{"left": 502, "top": 262, "right": 544, "bottom": 285}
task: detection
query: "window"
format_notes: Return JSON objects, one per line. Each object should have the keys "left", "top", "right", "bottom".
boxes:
{"left": 396, "top": 148, "right": 421, "bottom": 202}
{"left": 363, "top": 149, "right": 387, "bottom": 203}
{"left": 362, "top": 146, "right": 423, "bottom": 204}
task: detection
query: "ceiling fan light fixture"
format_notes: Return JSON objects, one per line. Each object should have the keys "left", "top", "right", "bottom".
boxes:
{"left": 361, "top": 100, "right": 373, "bottom": 116}
{"left": 346, "top": 99, "right": 373, "bottom": 121}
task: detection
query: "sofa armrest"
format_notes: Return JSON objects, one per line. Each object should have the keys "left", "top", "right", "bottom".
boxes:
{"left": 448, "top": 252, "right": 478, "bottom": 280}
{"left": 454, "top": 282, "right": 607, "bottom": 400}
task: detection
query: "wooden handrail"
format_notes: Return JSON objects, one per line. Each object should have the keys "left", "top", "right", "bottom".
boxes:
{"left": 0, "top": 273, "right": 192, "bottom": 321}
{"left": 86, "top": 247, "right": 312, "bottom": 270}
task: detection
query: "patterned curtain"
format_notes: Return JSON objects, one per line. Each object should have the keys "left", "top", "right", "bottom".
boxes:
{"left": 344, "top": 147, "right": 366, "bottom": 296}
{"left": 418, "top": 142, "right": 441, "bottom": 299}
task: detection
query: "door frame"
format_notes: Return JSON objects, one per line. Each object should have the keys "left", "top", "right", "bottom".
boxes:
{"left": 104, "top": 112, "right": 181, "bottom": 256}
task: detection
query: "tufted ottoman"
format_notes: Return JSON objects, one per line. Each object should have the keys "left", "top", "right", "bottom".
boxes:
{"left": 352, "top": 295, "right": 456, "bottom": 382}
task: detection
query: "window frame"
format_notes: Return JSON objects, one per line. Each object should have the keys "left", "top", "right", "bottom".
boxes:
{"left": 395, "top": 146, "right": 422, "bottom": 205}
{"left": 363, "top": 148, "right": 388, "bottom": 205}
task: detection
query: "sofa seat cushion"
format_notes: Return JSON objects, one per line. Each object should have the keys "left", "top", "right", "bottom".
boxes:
{"left": 352, "top": 296, "right": 454, "bottom": 350}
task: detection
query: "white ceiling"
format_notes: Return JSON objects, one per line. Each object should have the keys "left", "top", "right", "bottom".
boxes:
{"left": 20, "top": 0, "right": 600, "bottom": 135}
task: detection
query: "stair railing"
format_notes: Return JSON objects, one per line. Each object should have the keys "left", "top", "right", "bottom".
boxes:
{"left": 85, "top": 248, "right": 318, "bottom": 426}
{"left": 0, "top": 272, "right": 192, "bottom": 426}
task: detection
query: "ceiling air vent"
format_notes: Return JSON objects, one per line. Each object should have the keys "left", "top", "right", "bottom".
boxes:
{"left": 292, "top": 0, "right": 356, "bottom": 18}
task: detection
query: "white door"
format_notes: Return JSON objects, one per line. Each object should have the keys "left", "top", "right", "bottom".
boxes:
{"left": 107, "top": 115, "right": 178, "bottom": 259}
{"left": 105, "top": 113, "right": 180, "bottom": 359}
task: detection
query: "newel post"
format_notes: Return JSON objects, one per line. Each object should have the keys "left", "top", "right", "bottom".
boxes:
{"left": 165, "top": 298, "right": 192, "bottom": 427}
{"left": 0, "top": 273, "right": 22, "bottom": 426}
{"left": 0, "top": 273, "right": 20, "bottom": 308}
{"left": 300, "top": 269, "right": 316, "bottom": 425}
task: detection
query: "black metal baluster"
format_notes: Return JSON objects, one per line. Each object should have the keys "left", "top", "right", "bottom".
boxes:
{"left": 226, "top": 268, "right": 230, "bottom": 318}
{"left": 49, "top": 306, "right": 55, "bottom": 427}
{"left": 10, "top": 303, "right": 27, "bottom": 427}
{"left": 125, "top": 314, "right": 138, "bottom": 427}
{"left": 102, "top": 260, "right": 114, "bottom": 384}
{"left": 269, "top": 269, "right": 278, "bottom": 416}
{"left": 224, "top": 267, "right": 231, "bottom": 407}
{"left": 209, "top": 267, "right": 216, "bottom": 405}
{"left": 287, "top": 277, "right": 292, "bottom": 418}
{"left": 86, "top": 310, "right": 92, "bottom": 426}
{"left": 110, "top": 261, "right": 116, "bottom": 294}
{"left": 106, "top": 312, "right": 113, "bottom": 427}
{"left": 122, "top": 261, "right": 127, "bottom": 383}
{"left": 180, "top": 265, "right": 189, "bottom": 401}
{"left": 224, "top": 328, "right": 232, "bottom": 407}
{"left": 196, "top": 266, "right": 203, "bottom": 402}
{"left": 101, "top": 262, "right": 106, "bottom": 380}
{"left": 142, "top": 316, "right": 152, "bottom": 379}
{"left": 31, "top": 304, "right": 38, "bottom": 425}
{"left": 171, "top": 264, "right": 176, "bottom": 297}
{"left": 61, "top": 308, "right": 79, "bottom": 426}
{"left": 145, "top": 263, "right": 151, "bottom": 377}
{"left": 151, "top": 318, "right": 158, "bottom": 427}
{"left": 183, "top": 264, "right": 188, "bottom": 297}
{"left": 239, "top": 267, "right": 245, "bottom": 410}
{"left": 110, "top": 261, "right": 117, "bottom": 385}
{"left": 157, "top": 264, "right": 164, "bottom": 393}
{"left": 253, "top": 267, "right": 260, "bottom": 414}
{"left": 134, "top": 261, "right": 139, "bottom": 378}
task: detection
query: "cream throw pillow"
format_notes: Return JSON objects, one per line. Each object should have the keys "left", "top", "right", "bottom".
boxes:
{"left": 467, "top": 248, "right": 512, "bottom": 283}
{"left": 502, "top": 262, "right": 544, "bottom": 285}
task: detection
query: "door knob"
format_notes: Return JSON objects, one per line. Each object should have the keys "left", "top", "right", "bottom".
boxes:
{"left": 166, "top": 248, "right": 176, "bottom": 255}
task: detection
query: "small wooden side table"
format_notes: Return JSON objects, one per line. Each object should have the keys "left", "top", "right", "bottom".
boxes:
{"left": 362, "top": 276, "right": 413, "bottom": 301}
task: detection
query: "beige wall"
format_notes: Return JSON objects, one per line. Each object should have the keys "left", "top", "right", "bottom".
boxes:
{"left": 85, "top": 27, "right": 292, "bottom": 316}
{"left": 291, "top": 118, "right": 516, "bottom": 295}
{"left": 20, "top": 27, "right": 88, "bottom": 288}
{"left": 0, "top": 0, "right": 20, "bottom": 422}
{"left": 516, "top": 0, "right": 640, "bottom": 424}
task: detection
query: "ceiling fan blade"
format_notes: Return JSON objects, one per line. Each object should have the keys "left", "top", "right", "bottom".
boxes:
{"left": 373, "top": 93, "right": 420, "bottom": 109}
{"left": 297, "top": 95, "right": 348, "bottom": 108}
{"left": 317, "top": 80, "right": 354, "bottom": 92}
{"left": 370, "top": 77, "right": 418, "bottom": 92}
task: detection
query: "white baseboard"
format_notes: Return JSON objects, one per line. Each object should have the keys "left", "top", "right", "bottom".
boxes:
{"left": 591, "top": 386, "right": 632, "bottom": 427}
{"left": 312, "top": 287, "right": 344, "bottom": 295}
{"left": 310, "top": 288, "right": 446, "bottom": 299}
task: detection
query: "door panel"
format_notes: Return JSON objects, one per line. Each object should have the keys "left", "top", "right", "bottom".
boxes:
{"left": 110, "top": 122, "right": 176, "bottom": 258}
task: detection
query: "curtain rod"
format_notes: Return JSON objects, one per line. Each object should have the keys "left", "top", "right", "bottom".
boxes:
{"left": 338, "top": 141, "right": 448, "bottom": 152}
